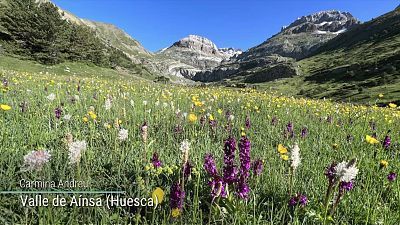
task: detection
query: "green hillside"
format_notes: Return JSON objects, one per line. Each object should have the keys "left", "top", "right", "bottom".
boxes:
{"left": 252, "top": 7, "right": 400, "bottom": 104}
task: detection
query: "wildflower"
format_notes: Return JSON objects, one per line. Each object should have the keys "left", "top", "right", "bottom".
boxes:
{"left": 388, "top": 103, "right": 397, "bottom": 108}
{"left": 277, "top": 144, "right": 288, "bottom": 154}
{"left": 54, "top": 107, "right": 62, "bottom": 119}
{"left": 83, "top": 117, "right": 89, "bottom": 123}
{"left": 204, "top": 154, "right": 218, "bottom": 177}
{"left": 334, "top": 160, "right": 358, "bottom": 182}
{"left": 298, "top": 194, "right": 308, "bottom": 206}
{"left": 339, "top": 181, "right": 354, "bottom": 191}
{"left": 152, "top": 187, "right": 164, "bottom": 206}
{"left": 46, "top": 93, "right": 56, "bottom": 101}
{"left": 209, "top": 176, "right": 226, "bottom": 198}
{"left": 288, "top": 196, "right": 298, "bottom": 207}
{"left": 63, "top": 114, "right": 72, "bottom": 121}
{"left": 380, "top": 160, "right": 389, "bottom": 168}
{"left": 239, "top": 136, "right": 251, "bottom": 178}
{"left": 22, "top": 150, "right": 51, "bottom": 171}
{"left": 180, "top": 140, "right": 190, "bottom": 165}
{"left": 252, "top": 159, "right": 264, "bottom": 176}
{"left": 245, "top": 116, "right": 251, "bottom": 129}
{"left": 281, "top": 154, "right": 289, "bottom": 161}
{"left": 151, "top": 152, "right": 162, "bottom": 168}
{"left": 171, "top": 208, "right": 181, "bottom": 218}
{"left": 88, "top": 111, "right": 97, "bottom": 120}
{"left": 118, "top": 128, "right": 128, "bottom": 141}
{"left": 366, "top": 135, "right": 379, "bottom": 144}
{"left": 183, "top": 161, "right": 192, "bottom": 179}
{"left": 68, "top": 140, "right": 87, "bottom": 164}
{"left": 285, "top": 122, "right": 294, "bottom": 138}
{"left": 143, "top": 100, "right": 148, "bottom": 106}
{"left": 382, "top": 135, "right": 391, "bottom": 149}
{"left": 387, "top": 172, "right": 397, "bottom": 182}
{"left": 290, "top": 144, "right": 301, "bottom": 171}
{"left": 324, "top": 162, "right": 337, "bottom": 185}
{"left": 236, "top": 176, "right": 250, "bottom": 199}
{"left": 141, "top": 122, "right": 148, "bottom": 143}
{"left": 65, "top": 133, "right": 73, "bottom": 145}
{"left": 0, "top": 104, "right": 11, "bottom": 111}
{"left": 288, "top": 193, "right": 308, "bottom": 207}
{"left": 301, "top": 127, "right": 308, "bottom": 138}
{"left": 378, "top": 93, "right": 384, "bottom": 98}
{"left": 217, "top": 109, "right": 223, "bottom": 114}
{"left": 223, "top": 137, "right": 238, "bottom": 184}
{"left": 188, "top": 113, "right": 197, "bottom": 123}
{"left": 104, "top": 98, "right": 112, "bottom": 110}
{"left": 170, "top": 182, "right": 185, "bottom": 212}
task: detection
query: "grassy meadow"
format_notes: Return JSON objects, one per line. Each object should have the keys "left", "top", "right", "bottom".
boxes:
{"left": 0, "top": 62, "right": 399, "bottom": 224}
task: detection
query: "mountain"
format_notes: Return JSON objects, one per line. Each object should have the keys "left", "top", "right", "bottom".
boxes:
{"left": 239, "top": 10, "right": 360, "bottom": 61}
{"left": 193, "top": 10, "right": 360, "bottom": 82}
{"left": 48, "top": 2, "right": 151, "bottom": 63}
{"left": 156, "top": 35, "right": 241, "bottom": 78}
{"left": 294, "top": 6, "right": 400, "bottom": 102}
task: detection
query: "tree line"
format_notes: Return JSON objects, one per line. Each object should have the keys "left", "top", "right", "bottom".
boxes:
{"left": 0, "top": 0, "right": 136, "bottom": 69}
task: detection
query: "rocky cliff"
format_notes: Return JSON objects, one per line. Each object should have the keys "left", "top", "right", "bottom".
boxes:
{"left": 156, "top": 35, "right": 241, "bottom": 78}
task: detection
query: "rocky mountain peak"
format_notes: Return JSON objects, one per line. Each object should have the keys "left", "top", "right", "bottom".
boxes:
{"left": 282, "top": 10, "right": 360, "bottom": 35}
{"left": 170, "top": 35, "right": 220, "bottom": 55}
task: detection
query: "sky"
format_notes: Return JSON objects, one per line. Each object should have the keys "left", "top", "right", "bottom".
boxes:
{"left": 52, "top": 0, "right": 399, "bottom": 52}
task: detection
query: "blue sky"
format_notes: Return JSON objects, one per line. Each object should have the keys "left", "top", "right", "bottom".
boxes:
{"left": 52, "top": 0, "right": 398, "bottom": 52}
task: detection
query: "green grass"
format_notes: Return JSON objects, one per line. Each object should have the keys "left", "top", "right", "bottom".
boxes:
{"left": 0, "top": 66, "right": 399, "bottom": 224}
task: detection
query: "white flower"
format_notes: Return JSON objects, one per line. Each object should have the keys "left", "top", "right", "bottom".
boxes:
{"left": 180, "top": 140, "right": 190, "bottom": 154}
{"left": 335, "top": 160, "right": 359, "bottom": 182}
{"left": 68, "top": 141, "right": 87, "bottom": 164}
{"left": 290, "top": 144, "right": 301, "bottom": 170}
{"left": 130, "top": 100, "right": 135, "bottom": 107}
{"left": 118, "top": 129, "right": 129, "bottom": 141}
{"left": 183, "top": 112, "right": 188, "bottom": 118}
{"left": 180, "top": 140, "right": 190, "bottom": 164}
{"left": 23, "top": 150, "right": 51, "bottom": 171}
{"left": 73, "top": 95, "right": 80, "bottom": 101}
{"left": 228, "top": 115, "right": 235, "bottom": 121}
{"left": 46, "top": 93, "right": 56, "bottom": 101}
{"left": 63, "top": 114, "right": 72, "bottom": 121}
{"left": 143, "top": 100, "right": 148, "bottom": 106}
{"left": 104, "top": 98, "right": 112, "bottom": 110}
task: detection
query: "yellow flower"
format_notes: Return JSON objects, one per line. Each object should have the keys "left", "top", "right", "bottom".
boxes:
{"left": 332, "top": 143, "right": 338, "bottom": 149}
{"left": 277, "top": 144, "right": 288, "bottom": 154}
{"left": 366, "top": 135, "right": 379, "bottom": 144}
{"left": 217, "top": 109, "right": 223, "bottom": 114}
{"left": 194, "top": 101, "right": 203, "bottom": 107}
{"left": 380, "top": 160, "right": 388, "bottom": 168}
{"left": 188, "top": 113, "right": 197, "bottom": 123}
{"left": 88, "top": 111, "right": 97, "bottom": 120}
{"left": 171, "top": 208, "right": 181, "bottom": 218}
{"left": 83, "top": 117, "right": 89, "bottom": 123}
{"left": 280, "top": 154, "right": 289, "bottom": 161}
{"left": 209, "top": 114, "right": 214, "bottom": 121}
{"left": 152, "top": 187, "right": 165, "bottom": 206}
{"left": 388, "top": 103, "right": 397, "bottom": 108}
{"left": 378, "top": 94, "right": 384, "bottom": 98}
{"left": 0, "top": 104, "right": 11, "bottom": 111}
{"left": 241, "top": 131, "right": 246, "bottom": 137}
